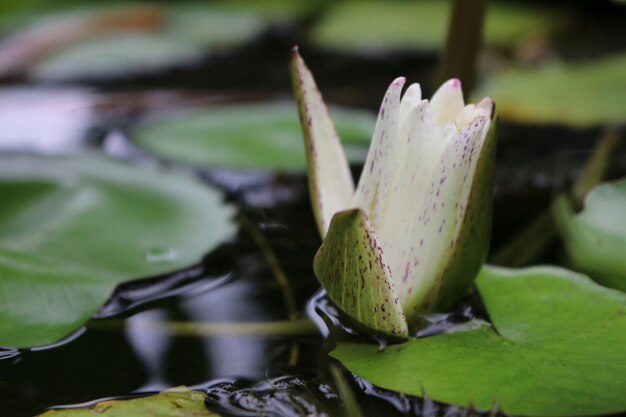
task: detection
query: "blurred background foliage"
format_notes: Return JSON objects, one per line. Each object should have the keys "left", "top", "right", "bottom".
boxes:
{"left": 0, "top": 1, "right": 625, "bottom": 416}
{"left": 0, "top": 0, "right": 624, "bottom": 259}
{"left": 0, "top": 0, "right": 624, "bottom": 169}
{"left": 0, "top": 0, "right": 624, "bottom": 113}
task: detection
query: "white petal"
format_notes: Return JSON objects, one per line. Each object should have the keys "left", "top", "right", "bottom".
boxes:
{"left": 379, "top": 113, "right": 489, "bottom": 316}
{"left": 352, "top": 77, "right": 406, "bottom": 230}
{"left": 477, "top": 97, "right": 494, "bottom": 116}
{"left": 476, "top": 98, "right": 494, "bottom": 142}
{"left": 430, "top": 78, "right": 465, "bottom": 127}
{"left": 291, "top": 48, "right": 355, "bottom": 237}
{"left": 399, "top": 83, "right": 422, "bottom": 123}
{"left": 456, "top": 98, "right": 494, "bottom": 130}
{"left": 455, "top": 104, "right": 480, "bottom": 127}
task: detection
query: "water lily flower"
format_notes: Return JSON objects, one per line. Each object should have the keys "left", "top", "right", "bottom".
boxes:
{"left": 290, "top": 49, "right": 497, "bottom": 339}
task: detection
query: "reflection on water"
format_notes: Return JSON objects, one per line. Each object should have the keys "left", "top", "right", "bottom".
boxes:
{"left": 0, "top": 248, "right": 308, "bottom": 417}
{"left": 0, "top": 88, "right": 94, "bottom": 153}
{"left": 0, "top": 95, "right": 326, "bottom": 414}
{"left": 0, "top": 86, "right": 616, "bottom": 417}
{"left": 125, "top": 309, "right": 169, "bottom": 390}
{"left": 0, "top": 324, "right": 148, "bottom": 417}
{"left": 180, "top": 278, "right": 276, "bottom": 379}
{"left": 205, "top": 375, "right": 342, "bottom": 417}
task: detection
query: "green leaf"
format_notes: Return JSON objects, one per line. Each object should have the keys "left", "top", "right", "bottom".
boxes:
{"left": 314, "top": 208, "right": 408, "bottom": 338}
{"left": 475, "top": 54, "right": 626, "bottom": 127}
{"left": 331, "top": 266, "right": 626, "bottom": 416}
{"left": 36, "top": 388, "right": 220, "bottom": 416}
{"left": 311, "top": 0, "right": 570, "bottom": 52}
{"left": 30, "top": 33, "right": 202, "bottom": 81}
{"left": 0, "top": 154, "right": 235, "bottom": 348}
{"left": 132, "top": 101, "right": 376, "bottom": 171}
{"left": 0, "top": 0, "right": 46, "bottom": 20}
{"left": 554, "top": 179, "right": 626, "bottom": 291}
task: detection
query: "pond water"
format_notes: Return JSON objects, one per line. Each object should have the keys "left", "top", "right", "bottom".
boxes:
{"left": 0, "top": 107, "right": 610, "bottom": 416}
{"left": 0, "top": 151, "right": 479, "bottom": 416}
{"left": 1, "top": 2, "right": 625, "bottom": 412}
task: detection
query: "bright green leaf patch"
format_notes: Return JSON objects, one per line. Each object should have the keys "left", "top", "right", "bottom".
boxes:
{"left": 555, "top": 179, "right": 626, "bottom": 291}
{"left": 132, "top": 102, "right": 376, "bottom": 170}
{"left": 311, "top": 0, "right": 570, "bottom": 52}
{"left": 37, "top": 388, "right": 220, "bottom": 417}
{"left": 332, "top": 266, "right": 626, "bottom": 416}
{"left": 0, "top": 154, "right": 235, "bottom": 348}
{"left": 475, "top": 54, "right": 626, "bottom": 127}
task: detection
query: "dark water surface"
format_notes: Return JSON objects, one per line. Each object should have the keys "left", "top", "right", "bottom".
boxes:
{"left": 0, "top": 147, "right": 495, "bottom": 417}
{"left": 1, "top": 1, "right": 626, "bottom": 412}
{"left": 0, "top": 78, "right": 623, "bottom": 417}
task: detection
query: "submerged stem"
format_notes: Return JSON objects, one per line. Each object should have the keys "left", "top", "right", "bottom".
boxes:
{"left": 491, "top": 128, "right": 624, "bottom": 266}
{"left": 92, "top": 318, "right": 317, "bottom": 337}
{"left": 570, "top": 129, "right": 623, "bottom": 210}
{"left": 490, "top": 211, "right": 554, "bottom": 267}
{"left": 238, "top": 212, "right": 301, "bottom": 366}
{"left": 329, "top": 364, "right": 363, "bottom": 417}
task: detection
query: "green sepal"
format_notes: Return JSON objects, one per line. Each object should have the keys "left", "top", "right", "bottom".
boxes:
{"left": 313, "top": 208, "right": 408, "bottom": 339}
{"left": 290, "top": 47, "right": 355, "bottom": 237}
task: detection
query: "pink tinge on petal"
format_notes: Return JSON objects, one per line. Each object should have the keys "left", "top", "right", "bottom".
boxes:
{"left": 430, "top": 78, "right": 465, "bottom": 127}
{"left": 477, "top": 97, "right": 495, "bottom": 119}
{"left": 393, "top": 76, "right": 407, "bottom": 86}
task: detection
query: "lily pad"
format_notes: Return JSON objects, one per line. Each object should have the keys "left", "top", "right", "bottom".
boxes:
{"left": 332, "top": 266, "right": 626, "bottom": 416}
{"left": 37, "top": 388, "right": 220, "bottom": 416}
{"left": 554, "top": 179, "right": 626, "bottom": 291}
{"left": 311, "top": 0, "right": 570, "bottom": 52}
{"left": 4, "top": 4, "right": 269, "bottom": 81}
{"left": 0, "top": 154, "right": 235, "bottom": 348}
{"left": 475, "top": 54, "right": 626, "bottom": 127}
{"left": 31, "top": 7, "right": 263, "bottom": 81}
{"left": 132, "top": 102, "right": 376, "bottom": 171}
{"left": 30, "top": 33, "right": 203, "bottom": 81}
